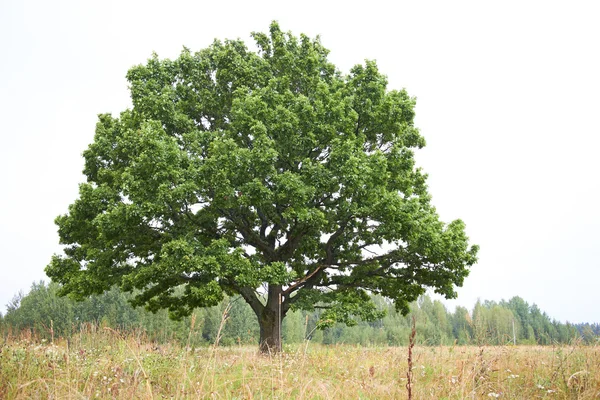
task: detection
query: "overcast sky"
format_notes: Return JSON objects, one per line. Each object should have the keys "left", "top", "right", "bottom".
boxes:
{"left": 1, "top": 0, "right": 599, "bottom": 323}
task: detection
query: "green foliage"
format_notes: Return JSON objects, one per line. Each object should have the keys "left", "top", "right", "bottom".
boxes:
{"left": 46, "top": 22, "right": 478, "bottom": 346}
{"left": 2, "top": 282, "right": 74, "bottom": 337}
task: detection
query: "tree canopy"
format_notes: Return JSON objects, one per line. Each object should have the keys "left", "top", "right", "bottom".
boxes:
{"left": 47, "top": 22, "right": 478, "bottom": 352}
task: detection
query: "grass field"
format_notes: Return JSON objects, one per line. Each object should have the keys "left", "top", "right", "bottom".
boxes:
{"left": 1, "top": 327, "right": 598, "bottom": 399}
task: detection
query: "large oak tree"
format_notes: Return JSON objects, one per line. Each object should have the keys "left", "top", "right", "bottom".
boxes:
{"left": 47, "top": 22, "right": 478, "bottom": 353}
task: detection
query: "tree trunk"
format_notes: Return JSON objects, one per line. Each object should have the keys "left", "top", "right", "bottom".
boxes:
{"left": 258, "top": 285, "right": 282, "bottom": 354}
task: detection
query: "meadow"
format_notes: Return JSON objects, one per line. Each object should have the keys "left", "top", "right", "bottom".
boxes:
{"left": 1, "top": 325, "right": 599, "bottom": 399}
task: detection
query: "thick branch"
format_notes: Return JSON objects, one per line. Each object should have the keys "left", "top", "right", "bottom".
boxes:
{"left": 218, "top": 207, "right": 277, "bottom": 260}
{"left": 237, "top": 286, "right": 264, "bottom": 317}
{"left": 325, "top": 220, "right": 349, "bottom": 264}
{"left": 332, "top": 248, "right": 405, "bottom": 268}
{"left": 257, "top": 208, "right": 269, "bottom": 241}
{"left": 276, "top": 223, "right": 308, "bottom": 261}
{"left": 326, "top": 265, "right": 389, "bottom": 287}
{"left": 283, "top": 264, "right": 325, "bottom": 296}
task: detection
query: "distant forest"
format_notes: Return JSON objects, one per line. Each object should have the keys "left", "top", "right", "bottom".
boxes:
{"left": 1, "top": 281, "right": 598, "bottom": 346}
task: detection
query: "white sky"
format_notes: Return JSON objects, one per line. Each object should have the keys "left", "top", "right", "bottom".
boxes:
{"left": 1, "top": 0, "right": 599, "bottom": 323}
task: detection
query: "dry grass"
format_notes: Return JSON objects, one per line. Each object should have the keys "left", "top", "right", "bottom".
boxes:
{"left": 1, "top": 328, "right": 599, "bottom": 399}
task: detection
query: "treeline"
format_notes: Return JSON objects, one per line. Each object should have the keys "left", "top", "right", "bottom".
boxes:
{"left": 0, "top": 281, "right": 595, "bottom": 346}
{"left": 575, "top": 322, "right": 600, "bottom": 343}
